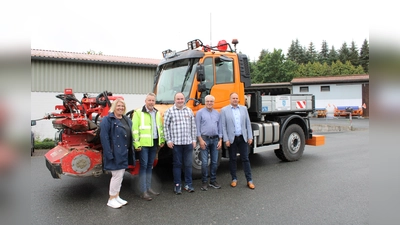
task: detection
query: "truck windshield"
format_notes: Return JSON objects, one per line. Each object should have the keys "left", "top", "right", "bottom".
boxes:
{"left": 154, "top": 58, "right": 199, "bottom": 103}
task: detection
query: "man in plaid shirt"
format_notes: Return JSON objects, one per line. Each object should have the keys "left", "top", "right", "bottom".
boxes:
{"left": 164, "top": 92, "right": 197, "bottom": 194}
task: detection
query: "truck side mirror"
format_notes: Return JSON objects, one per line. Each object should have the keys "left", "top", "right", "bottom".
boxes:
{"left": 31, "top": 120, "right": 36, "bottom": 126}
{"left": 197, "top": 83, "right": 207, "bottom": 92}
{"left": 196, "top": 64, "right": 205, "bottom": 81}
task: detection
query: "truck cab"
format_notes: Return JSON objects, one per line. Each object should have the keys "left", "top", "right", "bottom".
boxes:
{"left": 153, "top": 39, "right": 250, "bottom": 114}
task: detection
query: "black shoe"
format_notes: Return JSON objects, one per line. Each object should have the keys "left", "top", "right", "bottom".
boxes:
{"left": 148, "top": 188, "right": 160, "bottom": 196}
{"left": 201, "top": 182, "right": 208, "bottom": 191}
{"left": 209, "top": 181, "right": 221, "bottom": 189}
{"left": 140, "top": 192, "right": 153, "bottom": 201}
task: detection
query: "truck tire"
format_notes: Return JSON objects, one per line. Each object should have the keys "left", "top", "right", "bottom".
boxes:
{"left": 275, "top": 124, "right": 305, "bottom": 162}
{"left": 192, "top": 143, "right": 221, "bottom": 179}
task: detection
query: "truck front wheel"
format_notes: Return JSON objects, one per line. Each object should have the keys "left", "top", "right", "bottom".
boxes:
{"left": 275, "top": 124, "right": 305, "bottom": 162}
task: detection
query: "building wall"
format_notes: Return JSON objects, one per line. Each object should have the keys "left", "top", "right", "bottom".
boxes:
{"left": 292, "top": 83, "right": 363, "bottom": 109}
{"left": 31, "top": 60, "right": 155, "bottom": 94}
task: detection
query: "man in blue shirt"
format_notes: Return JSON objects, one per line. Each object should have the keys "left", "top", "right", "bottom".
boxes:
{"left": 220, "top": 92, "right": 255, "bottom": 189}
{"left": 195, "top": 95, "right": 222, "bottom": 191}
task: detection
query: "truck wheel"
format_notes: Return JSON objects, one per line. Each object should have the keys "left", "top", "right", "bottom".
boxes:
{"left": 192, "top": 143, "right": 221, "bottom": 179}
{"left": 275, "top": 124, "right": 305, "bottom": 162}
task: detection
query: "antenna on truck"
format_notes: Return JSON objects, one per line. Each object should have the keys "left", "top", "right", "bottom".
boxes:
{"left": 210, "top": 13, "right": 212, "bottom": 47}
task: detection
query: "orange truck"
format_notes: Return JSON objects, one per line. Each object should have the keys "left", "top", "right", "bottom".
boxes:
{"left": 153, "top": 39, "right": 325, "bottom": 177}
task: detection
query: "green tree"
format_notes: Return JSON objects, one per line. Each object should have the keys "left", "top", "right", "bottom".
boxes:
{"left": 287, "top": 39, "right": 306, "bottom": 64}
{"left": 296, "top": 64, "right": 307, "bottom": 77}
{"left": 318, "top": 40, "right": 329, "bottom": 65}
{"left": 354, "top": 65, "right": 366, "bottom": 74}
{"left": 330, "top": 60, "right": 343, "bottom": 75}
{"left": 253, "top": 49, "right": 297, "bottom": 83}
{"left": 86, "top": 49, "right": 103, "bottom": 55}
{"left": 251, "top": 49, "right": 270, "bottom": 83}
{"left": 295, "top": 61, "right": 331, "bottom": 77}
{"left": 257, "top": 49, "right": 269, "bottom": 61}
{"left": 328, "top": 46, "right": 338, "bottom": 65}
{"left": 338, "top": 42, "right": 350, "bottom": 63}
{"left": 282, "top": 59, "right": 298, "bottom": 81}
{"left": 359, "top": 39, "right": 369, "bottom": 73}
{"left": 341, "top": 60, "right": 356, "bottom": 75}
{"left": 329, "top": 60, "right": 364, "bottom": 76}
{"left": 348, "top": 41, "right": 360, "bottom": 67}
{"left": 320, "top": 62, "right": 332, "bottom": 76}
{"left": 305, "top": 42, "right": 318, "bottom": 63}
{"left": 287, "top": 40, "right": 297, "bottom": 62}
{"left": 311, "top": 61, "right": 331, "bottom": 76}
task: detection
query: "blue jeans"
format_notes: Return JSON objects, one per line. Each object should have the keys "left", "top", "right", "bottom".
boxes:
{"left": 172, "top": 144, "right": 193, "bottom": 187}
{"left": 228, "top": 135, "right": 252, "bottom": 182}
{"left": 139, "top": 142, "right": 157, "bottom": 193}
{"left": 200, "top": 136, "right": 219, "bottom": 183}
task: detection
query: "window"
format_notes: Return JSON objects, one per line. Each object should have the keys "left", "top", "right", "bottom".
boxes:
{"left": 321, "top": 86, "right": 330, "bottom": 92}
{"left": 299, "top": 86, "right": 309, "bottom": 92}
{"left": 203, "top": 58, "right": 214, "bottom": 89}
{"left": 215, "top": 59, "right": 233, "bottom": 84}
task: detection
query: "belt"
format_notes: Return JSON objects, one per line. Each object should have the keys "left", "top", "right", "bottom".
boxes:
{"left": 202, "top": 135, "right": 219, "bottom": 139}
{"left": 235, "top": 135, "right": 243, "bottom": 138}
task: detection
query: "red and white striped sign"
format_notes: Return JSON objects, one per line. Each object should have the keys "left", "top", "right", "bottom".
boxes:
{"left": 296, "top": 101, "right": 306, "bottom": 109}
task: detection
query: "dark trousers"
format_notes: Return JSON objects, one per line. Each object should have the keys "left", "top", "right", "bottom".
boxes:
{"left": 172, "top": 144, "right": 193, "bottom": 186}
{"left": 228, "top": 135, "right": 252, "bottom": 182}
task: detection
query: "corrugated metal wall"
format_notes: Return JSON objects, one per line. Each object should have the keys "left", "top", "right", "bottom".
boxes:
{"left": 31, "top": 60, "right": 156, "bottom": 94}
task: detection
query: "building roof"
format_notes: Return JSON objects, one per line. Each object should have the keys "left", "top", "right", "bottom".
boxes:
{"left": 31, "top": 49, "right": 161, "bottom": 68}
{"left": 291, "top": 74, "right": 369, "bottom": 85}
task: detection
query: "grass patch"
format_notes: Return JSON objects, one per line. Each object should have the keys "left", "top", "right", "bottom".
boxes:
{"left": 34, "top": 138, "right": 55, "bottom": 149}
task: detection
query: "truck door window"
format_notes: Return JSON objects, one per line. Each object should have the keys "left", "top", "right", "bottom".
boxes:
{"left": 204, "top": 58, "right": 214, "bottom": 89}
{"left": 199, "top": 58, "right": 214, "bottom": 103}
{"left": 216, "top": 59, "right": 233, "bottom": 83}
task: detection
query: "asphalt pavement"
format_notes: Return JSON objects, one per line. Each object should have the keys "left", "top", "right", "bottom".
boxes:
{"left": 30, "top": 118, "right": 369, "bottom": 225}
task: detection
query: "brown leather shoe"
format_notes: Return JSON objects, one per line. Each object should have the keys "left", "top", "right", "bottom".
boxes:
{"left": 247, "top": 181, "right": 255, "bottom": 189}
{"left": 148, "top": 188, "right": 160, "bottom": 196}
{"left": 140, "top": 192, "right": 153, "bottom": 201}
{"left": 230, "top": 180, "right": 237, "bottom": 187}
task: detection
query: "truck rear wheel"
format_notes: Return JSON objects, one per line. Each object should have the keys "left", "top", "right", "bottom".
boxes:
{"left": 275, "top": 124, "right": 305, "bottom": 162}
{"left": 192, "top": 144, "right": 221, "bottom": 179}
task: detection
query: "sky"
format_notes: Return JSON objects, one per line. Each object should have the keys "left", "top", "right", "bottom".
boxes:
{"left": 28, "top": 0, "right": 371, "bottom": 61}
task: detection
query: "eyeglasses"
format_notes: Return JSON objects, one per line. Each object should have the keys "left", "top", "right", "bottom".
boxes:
{"left": 205, "top": 100, "right": 214, "bottom": 102}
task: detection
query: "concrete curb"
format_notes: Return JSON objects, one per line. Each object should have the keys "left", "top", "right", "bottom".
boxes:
{"left": 311, "top": 124, "right": 367, "bottom": 132}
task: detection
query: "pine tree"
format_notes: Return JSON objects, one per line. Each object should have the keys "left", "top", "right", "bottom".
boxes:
{"left": 287, "top": 40, "right": 297, "bottom": 62}
{"left": 348, "top": 41, "right": 360, "bottom": 67}
{"left": 287, "top": 39, "right": 306, "bottom": 64}
{"left": 359, "top": 39, "right": 369, "bottom": 73}
{"left": 305, "top": 42, "right": 318, "bottom": 63}
{"left": 328, "top": 46, "right": 338, "bottom": 65}
{"left": 338, "top": 42, "right": 350, "bottom": 63}
{"left": 318, "top": 40, "right": 329, "bottom": 65}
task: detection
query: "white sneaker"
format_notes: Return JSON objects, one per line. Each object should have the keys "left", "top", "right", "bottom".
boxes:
{"left": 116, "top": 196, "right": 127, "bottom": 205}
{"left": 107, "top": 198, "right": 123, "bottom": 209}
